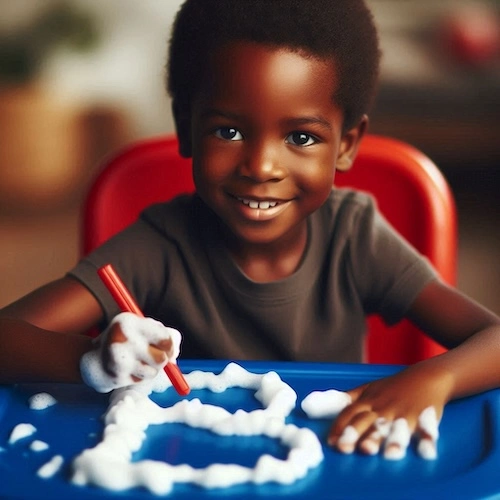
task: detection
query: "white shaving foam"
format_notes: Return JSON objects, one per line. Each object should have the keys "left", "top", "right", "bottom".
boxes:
{"left": 29, "top": 392, "right": 57, "bottom": 410}
{"left": 374, "top": 417, "right": 391, "bottom": 439}
{"left": 418, "top": 406, "right": 439, "bottom": 440}
{"left": 384, "top": 418, "right": 411, "bottom": 460}
{"left": 8, "top": 423, "right": 36, "bottom": 445}
{"left": 417, "top": 406, "right": 439, "bottom": 460}
{"left": 417, "top": 438, "right": 437, "bottom": 460}
{"left": 71, "top": 362, "right": 323, "bottom": 495}
{"left": 30, "top": 440, "right": 49, "bottom": 452}
{"left": 338, "top": 426, "right": 359, "bottom": 447}
{"left": 80, "top": 312, "right": 181, "bottom": 394}
{"left": 37, "top": 455, "right": 64, "bottom": 478}
{"left": 301, "top": 389, "right": 352, "bottom": 418}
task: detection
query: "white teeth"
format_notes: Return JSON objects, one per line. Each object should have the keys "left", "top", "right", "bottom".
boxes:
{"left": 238, "top": 197, "right": 278, "bottom": 210}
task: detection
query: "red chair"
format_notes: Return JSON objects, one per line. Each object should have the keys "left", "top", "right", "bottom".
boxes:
{"left": 82, "top": 134, "right": 457, "bottom": 365}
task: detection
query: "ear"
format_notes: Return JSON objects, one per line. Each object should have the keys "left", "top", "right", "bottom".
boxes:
{"left": 335, "top": 115, "right": 369, "bottom": 172}
{"left": 172, "top": 100, "right": 192, "bottom": 158}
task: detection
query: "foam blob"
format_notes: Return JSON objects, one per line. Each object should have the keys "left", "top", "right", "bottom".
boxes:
{"left": 71, "top": 362, "right": 323, "bottom": 495}
{"left": 28, "top": 392, "right": 57, "bottom": 410}
{"left": 30, "top": 440, "right": 49, "bottom": 452}
{"left": 301, "top": 389, "right": 352, "bottom": 418}
{"left": 37, "top": 455, "right": 64, "bottom": 478}
{"left": 8, "top": 423, "right": 36, "bottom": 444}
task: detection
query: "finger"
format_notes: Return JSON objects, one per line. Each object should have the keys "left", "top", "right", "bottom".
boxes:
{"left": 335, "top": 425, "right": 359, "bottom": 454}
{"left": 417, "top": 436, "right": 437, "bottom": 460}
{"left": 148, "top": 344, "right": 168, "bottom": 365}
{"left": 154, "top": 338, "right": 173, "bottom": 358}
{"left": 108, "top": 323, "right": 128, "bottom": 344}
{"left": 359, "top": 417, "right": 391, "bottom": 456}
{"left": 131, "top": 361, "right": 158, "bottom": 381}
{"left": 345, "top": 383, "right": 368, "bottom": 403}
{"left": 327, "top": 383, "right": 371, "bottom": 447}
{"left": 332, "top": 410, "right": 379, "bottom": 453}
{"left": 383, "top": 418, "right": 411, "bottom": 460}
{"left": 416, "top": 406, "right": 440, "bottom": 460}
{"left": 101, "top": 323, "right": 128, "bottom": 377}
{"left": 328, "top": 389, "right": 371, "bottom": 432}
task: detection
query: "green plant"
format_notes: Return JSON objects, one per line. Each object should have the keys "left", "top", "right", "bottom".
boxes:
{"left": 0, "top": 1, "right": 100, "bottom": 85}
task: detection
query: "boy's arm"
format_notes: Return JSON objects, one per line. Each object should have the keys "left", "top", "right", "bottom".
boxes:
{"left": 406, "top": 279, "right": 500, "bottom": 398}
{"left": 329, "top": 279, "right": 500, "bottom": 456}
{"left": 0, "top": 277, "right": 103, "bottom": 384}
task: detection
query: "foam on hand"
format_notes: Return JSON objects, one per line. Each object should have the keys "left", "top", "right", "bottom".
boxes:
{"left": 71, "top": 362, "right": 324, "bottom": 495}
{"left": 301, "top": 388, "right": 441, "bottom": 460}
{"left": 384, "top": 418, "right": 411, "bottom": 460}
{"left": 417, "top": 406, "right": 440, "bottom": 460}
{"left": 80, "top": 312, "right": 181, "bottom": 394}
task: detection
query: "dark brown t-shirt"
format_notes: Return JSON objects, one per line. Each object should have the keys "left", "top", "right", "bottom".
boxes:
{"left": 69, "top": 189, "right": 437, "bottom": 363}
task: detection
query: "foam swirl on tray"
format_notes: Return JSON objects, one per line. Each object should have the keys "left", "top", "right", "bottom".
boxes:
{"left": 71, "top": 362, "right": 324, "bottom": 495}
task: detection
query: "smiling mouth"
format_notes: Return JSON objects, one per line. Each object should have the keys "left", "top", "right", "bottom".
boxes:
{"left": 236, "top": 197, "right": 280, "bottom": 209}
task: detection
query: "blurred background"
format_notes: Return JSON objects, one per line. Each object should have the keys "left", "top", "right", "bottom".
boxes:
{"left": 1, "top": 0, "right": 499, "bottom": 315}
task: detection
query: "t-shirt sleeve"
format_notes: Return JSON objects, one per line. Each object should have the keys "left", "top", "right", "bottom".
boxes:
{"left": 348, "top": 196, "right": 438, "bottom": 325}
{"left": 67, "top": 219, "right": 170, "bottom": 324}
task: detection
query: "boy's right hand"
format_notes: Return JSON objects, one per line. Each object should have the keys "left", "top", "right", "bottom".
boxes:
{"left": 80, "top": 312, "right": 181, "bottom": 393}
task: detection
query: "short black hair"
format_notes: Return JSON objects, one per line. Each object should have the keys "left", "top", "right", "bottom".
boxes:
{"left": 167, "top": 0, "right": 381, "bottom": 133}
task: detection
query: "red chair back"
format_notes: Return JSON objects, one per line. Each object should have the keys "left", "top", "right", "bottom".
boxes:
{"left": 82, "top": 134, "right": 457, "bottom": 364}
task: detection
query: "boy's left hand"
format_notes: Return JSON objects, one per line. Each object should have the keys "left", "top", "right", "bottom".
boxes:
{"left": 328, "top": 363, "right": 453, "bottom": 459}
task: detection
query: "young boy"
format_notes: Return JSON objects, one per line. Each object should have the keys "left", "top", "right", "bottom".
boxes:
{"left": 1, "top": 0, "right": 499, "bottom": 459}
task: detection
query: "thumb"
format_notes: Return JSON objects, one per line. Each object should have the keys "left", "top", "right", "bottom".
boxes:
{"left": 345, "top": 383, "right": 368, "bottom": 403}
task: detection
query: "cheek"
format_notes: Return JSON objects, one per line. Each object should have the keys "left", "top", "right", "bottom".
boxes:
{"left": 295, "top": 158, "right": 336, "bottom": 195}
{"left": 193, "top": 146, "right": 238, "bottom": 186}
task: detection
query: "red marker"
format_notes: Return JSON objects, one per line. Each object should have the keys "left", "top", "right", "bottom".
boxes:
{"left": 97, "top": 263, "right": 190, "bottom": 396}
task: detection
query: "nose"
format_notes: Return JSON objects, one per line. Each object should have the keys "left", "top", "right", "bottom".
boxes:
{"left": 238, "top": 140, "right": 286, "bottom": 182}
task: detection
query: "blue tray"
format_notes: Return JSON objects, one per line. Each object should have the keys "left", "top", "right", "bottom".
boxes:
{"left": 1, "top": 360, "right": 499, "bottom": 499}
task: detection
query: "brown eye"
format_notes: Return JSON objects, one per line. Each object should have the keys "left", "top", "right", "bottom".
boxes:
{"left": 214, "top": 127, "right": 243, "bottom": 141}
{"left": 286, "top": 132, "right": 317, "bottom": 146}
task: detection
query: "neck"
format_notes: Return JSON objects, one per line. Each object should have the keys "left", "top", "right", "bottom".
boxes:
{"left": 224, "top": 222, "right": 308, "bottom": 283}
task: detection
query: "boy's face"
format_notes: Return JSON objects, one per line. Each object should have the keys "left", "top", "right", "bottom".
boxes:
{"left": 185, "top": 41, "right": 364, "bottom": 247}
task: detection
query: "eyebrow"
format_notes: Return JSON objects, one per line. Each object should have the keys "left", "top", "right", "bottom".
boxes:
{"left": 200, "top": 109, "right": 240, "bottom": 121}
{"left": 285, "top": 116, "right": 332, "bottom": 131}
{"left": 200, "top": 109, "right": 333, "bottom": 132}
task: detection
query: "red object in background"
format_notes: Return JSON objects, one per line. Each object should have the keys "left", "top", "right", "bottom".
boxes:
{"left": 440, "top": 4, "right": 500, "bottom": 66}
{"left": 97, "top": 263, "right": 191, "bottom": 396}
